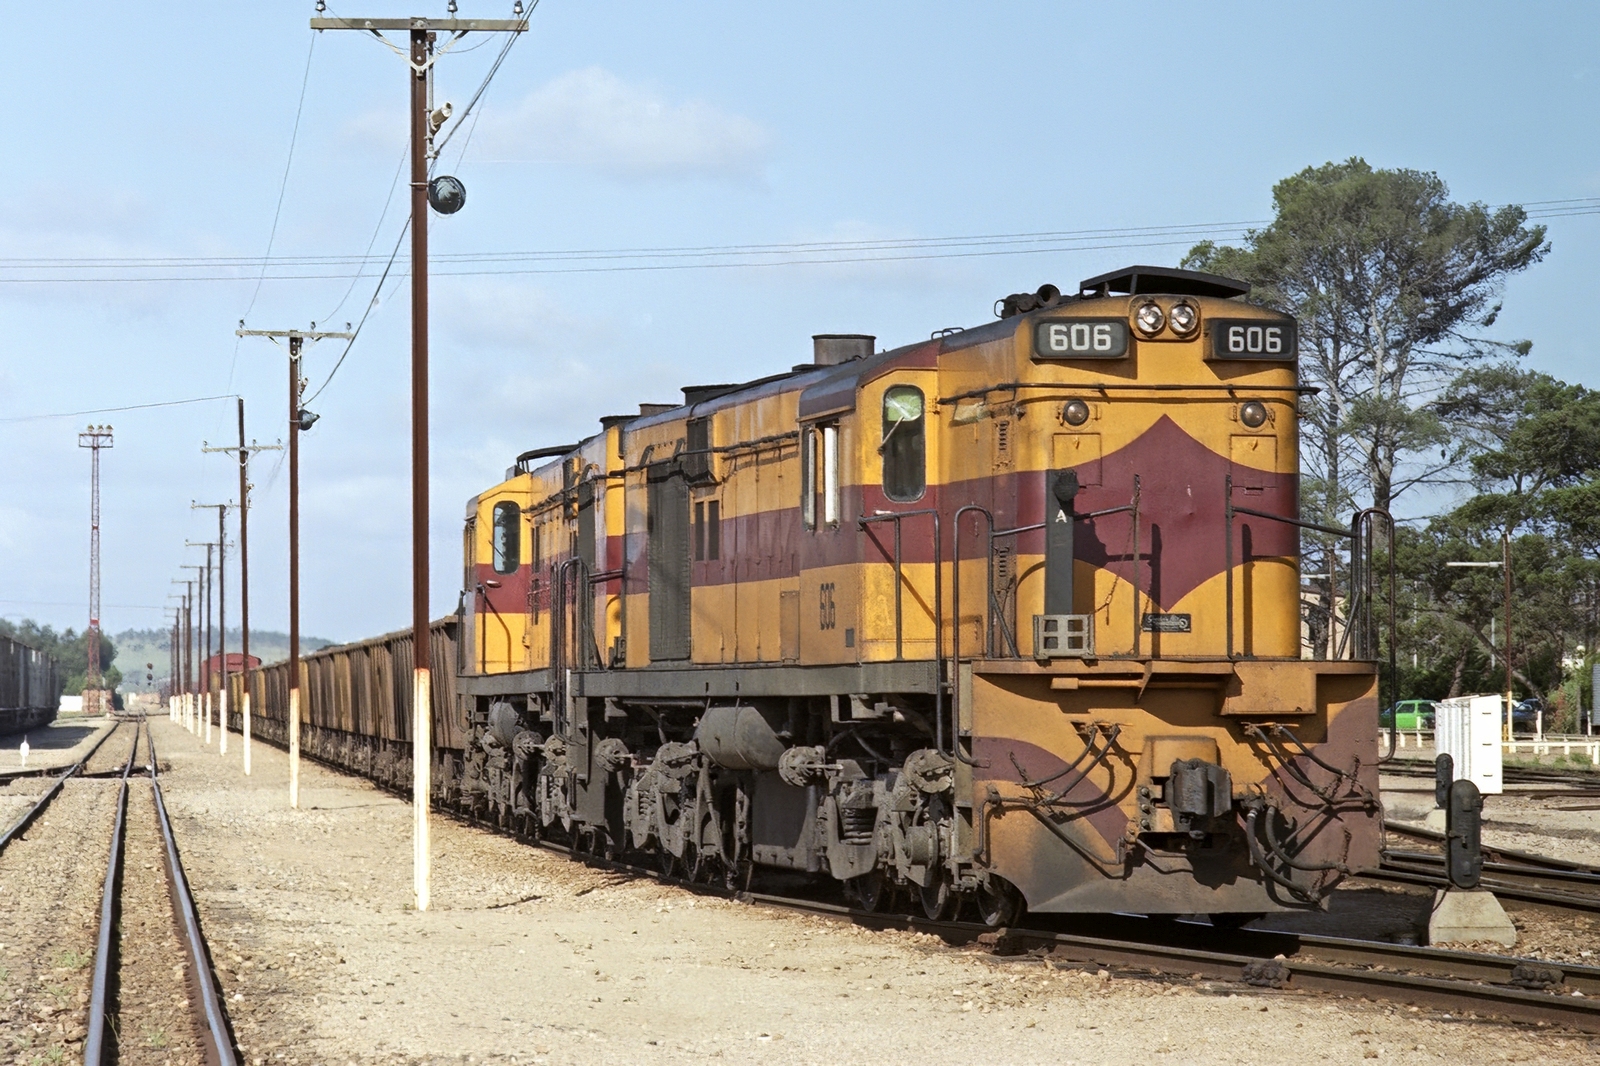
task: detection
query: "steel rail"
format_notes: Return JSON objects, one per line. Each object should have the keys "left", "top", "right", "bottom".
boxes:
{"left": 149, "top": 731, "right": 239, "bottom": 1066}
{"left": 1386, "top": 820, "right": 1600, "bottom": 874}
{"left": 0, "top": 721, "right": 123, "bottom": 853}
{"left": 1384, "top": 848, "right": 1600, "bottom": 890}
{"left": 740, "top": 894, "right": 1600, "bottom": 1033}
{"left": 1368, "top": 863, "right": 1600, "bottom": 914}
{"left": 84, "top": 722, "right": 141, "bottom": 1064}
{"left": 1384, "top": 758, "right": 1600, "bottom": 788}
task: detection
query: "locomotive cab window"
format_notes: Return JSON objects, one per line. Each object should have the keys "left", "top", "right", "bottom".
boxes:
{"left": 880, "top": 385, "right": 925, "bottom": 502}
{"left": 491, "top": 500, "right": 521, "bottom": 574}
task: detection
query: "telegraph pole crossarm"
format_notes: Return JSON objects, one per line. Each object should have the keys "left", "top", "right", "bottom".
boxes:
{"left": 313, "top": 8, "right": 528, "bottom": 915}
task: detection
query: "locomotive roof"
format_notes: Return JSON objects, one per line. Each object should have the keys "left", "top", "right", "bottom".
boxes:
{"left": 1077, "top": 264, "right": 1250, "bottom": 299}
{"left": 503, "top": 264, "right": 1253, "bottom": 479}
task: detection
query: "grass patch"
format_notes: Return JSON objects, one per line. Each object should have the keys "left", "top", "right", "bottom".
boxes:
{"left": 53, "top": 949, "right": 88, "bottom": 971}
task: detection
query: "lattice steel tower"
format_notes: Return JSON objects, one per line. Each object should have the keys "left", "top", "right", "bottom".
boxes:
{"left": 78, "top": 424, "right": 113, "bottom": 703}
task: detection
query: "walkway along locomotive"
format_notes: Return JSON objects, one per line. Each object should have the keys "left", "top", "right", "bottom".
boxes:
{"left": 239, "top": 265, "right": 1392, "bottom": 924}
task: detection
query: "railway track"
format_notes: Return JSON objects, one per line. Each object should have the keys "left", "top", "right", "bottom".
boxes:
{"left": 0, "top": 719, "right": 236, "bottom": 1064}
{"left": 738, "top": 895, "right": 1600, "bottom": 1033}
{"left": 1384, "top": 757, "right": 1600, "bottom": 789}
{"left": 1374, "top": 822, "right": 1600, "bottom": 914}
{"left": 83, "top": 723, "right": 238, "bottom": 1065}
{"left": 0, "top": 720, "right": 123, "bottom": 851}
{"left": 472, "top": 812, "right": 1600, "bottom": 1035}
{"left": 253, "top": 729, "right": 1600, "bottom": 1036}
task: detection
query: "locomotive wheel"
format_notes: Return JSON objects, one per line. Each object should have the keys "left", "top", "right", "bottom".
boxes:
{"left": 847, "top": 870, "right": 889, "bottom": 913}
{"left": 723, "top": 858, "right": 752, "bottom": 894}
{"left": 1209, "top": 912, "right": 1263, "bottom": 931}
{"left": 657, "top": 845, "right": 680, "bottom": 879}
{"left": 976, "top": 877, "right": 1023, "bottom": 928}
{"left": 687, "top": 838, "right": 715, "bottom": 884}
{"left": 920, "top": 875, "right": 956, "bottom": 921}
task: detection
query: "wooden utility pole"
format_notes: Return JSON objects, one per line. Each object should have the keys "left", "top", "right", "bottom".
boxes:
{"left": 205, "top": 401, "right": 279, "bottom": 775}
{"left": 193, "top": 504, "right": 231, "bottom": 754}
{"left": 236, "top": 327, "right": 352, "bottom": 806}
{"left": 185, "top": 544, "right": 216, "bottom": 744}
{"left": 182, "top": 557, "right": 209, "bottom": 739}
{"left": 1503, "top": 530, "right": 1515, "bottom": 742}
{"left": 312, "top": 11, "right": 528, "bottom": 913}
{"left": 173, "top": 579, "right": 195, "bottom": 731}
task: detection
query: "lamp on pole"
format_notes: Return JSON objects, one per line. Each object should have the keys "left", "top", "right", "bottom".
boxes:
{"left": 309, "top": 10, "right": 528, "bottom": 914}
{"left": 1446, "top": 530, "right": 1515, "bottom": 740}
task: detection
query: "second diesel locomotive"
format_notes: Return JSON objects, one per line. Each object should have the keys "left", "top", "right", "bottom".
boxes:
{"left": 252, "top": 264, "right": 1389, "bottom": 924}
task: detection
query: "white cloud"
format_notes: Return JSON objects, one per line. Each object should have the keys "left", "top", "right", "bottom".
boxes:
{"left": 475, "top": 67, "right": 771, "bottom": 183}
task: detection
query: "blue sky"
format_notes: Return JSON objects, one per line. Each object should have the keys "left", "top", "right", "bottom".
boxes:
{"left": 2, "top": 1, "right": 1597, "bottom": 645}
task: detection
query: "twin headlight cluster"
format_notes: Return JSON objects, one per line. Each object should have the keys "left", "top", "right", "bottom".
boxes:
{"left": 1133, "top": 299, "right": 1200, "bottom": 339}
{"left": 1061, "top": 397, "right": 1270, "bottom": 428}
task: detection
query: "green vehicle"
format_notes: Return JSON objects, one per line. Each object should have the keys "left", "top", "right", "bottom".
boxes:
{"left": 1380, "top": 699, "right": 1436, "bottom": 730}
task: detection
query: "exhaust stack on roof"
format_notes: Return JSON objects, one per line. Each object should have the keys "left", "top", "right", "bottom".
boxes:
{"left": 812, "top": 334, "right": 874, "bottom": 367}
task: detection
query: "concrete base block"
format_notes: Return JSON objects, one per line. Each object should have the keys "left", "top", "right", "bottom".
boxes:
{"left": 1428, "top": 888, "right": 1517, "bottom": 948}
{"left": 1423, "top": 807, "right": 1447, "bottom": 831}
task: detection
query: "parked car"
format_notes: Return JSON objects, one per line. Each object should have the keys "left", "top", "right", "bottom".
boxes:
{"left": 1511, "top": 697, "right": 1544, "bottom": 733}
{"left": 1380, "top": 699, "right": 1437, "bottom": 730}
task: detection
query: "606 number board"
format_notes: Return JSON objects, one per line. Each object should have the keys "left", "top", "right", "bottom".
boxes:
{"left": 1033, "top": 319, "right": 1129, "bottom": 359}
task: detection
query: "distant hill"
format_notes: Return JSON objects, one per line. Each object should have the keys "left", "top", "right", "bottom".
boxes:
{"left": 112, "top": 627, "right": 335, "bottom": 695}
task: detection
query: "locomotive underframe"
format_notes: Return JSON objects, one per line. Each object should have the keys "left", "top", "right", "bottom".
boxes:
{"left": 435, "top": 652, "right": 1381, "bottom": 919}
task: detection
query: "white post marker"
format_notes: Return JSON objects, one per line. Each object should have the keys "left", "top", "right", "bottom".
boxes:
{"left": 1435, "top": 694, "right": 1505, "bottom": 795}
{"left": 242, "top": 690, "right": 252, "bottom": 776}
{"left": 219, "top": 689, "right": 228, "bottom": 755}
{"left": 414, "top": 665, "right": 430, "bottom": 912}
{"left": 289, "top": 687, "right": 300, "bottom": 808}
{"left": 204, "top": 691, "right": 212, "bottom": 744}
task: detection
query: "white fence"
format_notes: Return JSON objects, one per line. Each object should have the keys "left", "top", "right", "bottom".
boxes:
{"left": 1391, "top": 729, "right": 1600, "bottom": 762}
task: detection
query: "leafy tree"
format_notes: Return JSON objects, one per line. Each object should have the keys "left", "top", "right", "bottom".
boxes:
{"left": 0, "top": 618, "right": 121, "bottom": 693}
{"left": 1185, "top": 160, "right": 1548, "bottom": 665}
{"left": 1184, "top": 158, "right": 1548, "bottom": 518}
{"left": 1389, "top": 367, "right": 1600, "bottom": 702}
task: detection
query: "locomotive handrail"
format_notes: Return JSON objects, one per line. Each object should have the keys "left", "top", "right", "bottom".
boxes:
{"left": 1225, "top": 483, "right": 1399, "bottom": 762}
{"left": 936, "top": 381, "right": 1318, "bottom": 405}
{"left": 474, "top": 582, "right": 513, "bottom": 675}
{"left": 1230, "top": 504, "right": 1353, "bottom": 540}
{"left": 858, "top": 509, "right": 946, "bottom": 757}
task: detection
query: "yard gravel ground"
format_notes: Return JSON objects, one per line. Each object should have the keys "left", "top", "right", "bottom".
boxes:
{"left": 150, "top": 717, "right": 1600, "bottom": 1066}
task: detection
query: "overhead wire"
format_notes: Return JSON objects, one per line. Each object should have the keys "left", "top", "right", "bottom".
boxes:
{"left": 304, "top": 218, "right": 409, "bottom": 405}
{"left": 4, "top": 196, "right": 1595, "bottom": 284}
{"left": 0, "top": 394, "right": 239, "bottom": 425}
{"left": 309, "top": 3, "right": 536, "bottom": 405}
{"left": 231, "top": 31, "right": 319, "bottom": 391}
{"left": 320, "top": 140, "right": 410, "bottom": 325}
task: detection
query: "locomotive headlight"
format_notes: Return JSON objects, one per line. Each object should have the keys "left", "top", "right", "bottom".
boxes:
{"left": 1063, "top": 399, "right": 1091, "bottom": 426}
{"left": 1239, "top": 401, "right": 1269, "bottom": 428}
{"left": 1133, "top": 301, "right": 1166, "bottom": 336}
{"left": 1169, "top": 301, "right": 1199, "bottom": 336}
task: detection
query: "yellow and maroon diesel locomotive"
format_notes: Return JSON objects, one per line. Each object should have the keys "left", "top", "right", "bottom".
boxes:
{"left": 249, "top": 265, "right": 1389, "bottom": 924}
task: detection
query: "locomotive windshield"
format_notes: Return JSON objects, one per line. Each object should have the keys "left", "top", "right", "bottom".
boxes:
{"left": 881, "top": 385, "right": 926, "bottom": 502}
{"left": 491, "top": 500, "right": 521, "bottom": 574}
